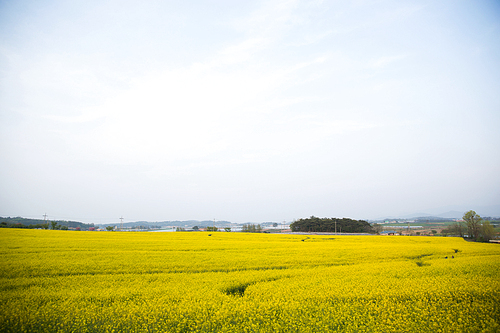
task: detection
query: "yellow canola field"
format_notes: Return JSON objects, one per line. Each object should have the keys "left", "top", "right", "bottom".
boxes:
{"left": 1, "top": 229, "right": 499, "bottom": 332}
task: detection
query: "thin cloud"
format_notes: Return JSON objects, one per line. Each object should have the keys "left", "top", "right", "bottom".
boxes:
{"left": 368, "top": 54, "right": 407, "bottom": 69}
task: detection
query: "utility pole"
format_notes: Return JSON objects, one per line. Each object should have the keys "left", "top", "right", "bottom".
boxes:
{"left": 213, "top": 218, "right": 216, "bottom": 231}
{"left": 335, "top": 221, "right": 337, "bottom": 235}
{"left": 43, "top": 213, "right": 48, "bottom": 229}
{"left": 120, "top": 217, "right": 124, "bottom": 231}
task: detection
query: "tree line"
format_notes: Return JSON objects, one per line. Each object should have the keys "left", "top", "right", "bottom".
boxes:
{"left": 0, "top": 217, "right": 95, "bottom": 231}
{"left": 290, "top": 216, "right": 373, "bottom": 233}
{"left": 241, "top": 224, "right": 263, "bottom": 233}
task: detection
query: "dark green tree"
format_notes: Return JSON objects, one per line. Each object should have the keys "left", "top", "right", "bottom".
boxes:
{"left": 290, "top": 216, "right": 373, "bottom": 233}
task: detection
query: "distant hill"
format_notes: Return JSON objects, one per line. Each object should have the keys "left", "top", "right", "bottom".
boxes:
{"left": 412, "top": 216, "right": 456, "bottom": 222}
{"left": 421, "top": 205, "right": 500, "bottom": 219}
{"left": 0, "top": 217, "right": 95, "bottom": 230}
{"left": 373, "top": 206, "right": 500, "bottom": 221}
{"left": 433, "top": 211, "right": 464, "bottom": 219}
{"left": 394, "top": 211, "right": 463, "bottom": 219}
{"left": 98, "top": 220, "right": 233, "bottom": 229}
{"left": 372, "top": 215, "right": 457, "bottom": 222}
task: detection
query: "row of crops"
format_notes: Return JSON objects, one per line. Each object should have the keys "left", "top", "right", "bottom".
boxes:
{"left": 1, "top": 229, "right": 499, "bottom": 332}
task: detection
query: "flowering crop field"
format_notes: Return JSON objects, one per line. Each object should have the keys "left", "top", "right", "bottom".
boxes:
{"left": 1, "top": 229, "right": 499, "bottom": 332}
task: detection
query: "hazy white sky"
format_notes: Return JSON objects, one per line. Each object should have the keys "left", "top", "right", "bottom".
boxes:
{"left": 1, "top": 0, "right": 499, "bottom": 223}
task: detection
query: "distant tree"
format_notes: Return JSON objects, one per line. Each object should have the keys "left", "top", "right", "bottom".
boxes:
{"left": 442, "top": 222, "right": 465, "bottom": 237}
{"left": 106, "top": 226, "right": 114, "bottom": 231}
{"left": 60, "top": 225, "right": 68, "bottom": 230}
{"left": 431, "top": 229, "right": 437, "bottom": 235}
{"left": 463, "top": 210, "right": 482, "bottom": 241}
{"left": 372, "top": 223, "right": 384, "bottom": 234}
{"left": 224, "top": 227, "right": 231, "bottom": 232}
{"left": 272, "top": 223, "right": 278, "bottom": 228}
{"left": 481, "top": 221, "right": 495, "bottom": 242}
{"left": 193, "top": 226, "right": 199, "bottom": 231}
{"left": 176, "top": 227, "right": 185, "bottom": 232}
{"left": 206, "top": 226, "right": 218, "bottom": 232}
{"left": 455, "top": 222, "right": 466, "bottom": 237}
{"left": 50, "top": 221, "right": 58, "bottom": 230}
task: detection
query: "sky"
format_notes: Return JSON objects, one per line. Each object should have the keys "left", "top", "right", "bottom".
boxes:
{"left": 1, "top": 0, "right": 499, "bottom": 224}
